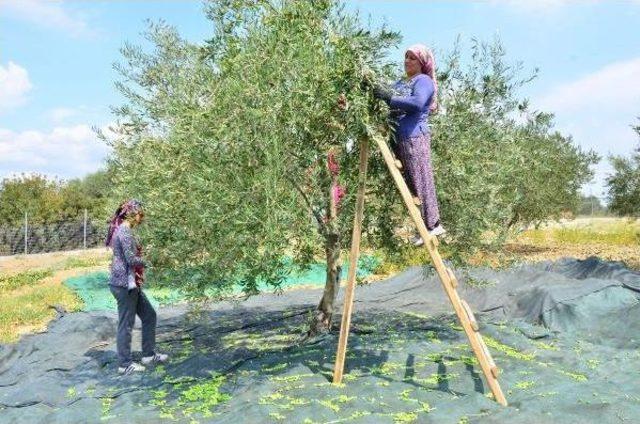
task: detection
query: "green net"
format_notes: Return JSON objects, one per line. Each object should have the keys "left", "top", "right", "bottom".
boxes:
{"left": 64, "top": 255, "right": 380, "bottom": 311}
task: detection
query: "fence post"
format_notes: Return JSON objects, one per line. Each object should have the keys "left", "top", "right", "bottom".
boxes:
{"left": 24, "top": 211, "right": 28, "bottom": 255}
{"left": 83, "top": 209, "right": 88, "bottom": 249}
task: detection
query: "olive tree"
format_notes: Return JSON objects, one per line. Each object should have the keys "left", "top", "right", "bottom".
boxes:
{"left": 108, "top": 0, "right": 400, "bottom": 335}
{"left": 108, "top": 1, "right": 597, "bottom": 336}
{"left": 428, "top": 39, "right": 598, "bottom": 253}
{"left": 607, "top": 118, "right": 640, "bottom": 217}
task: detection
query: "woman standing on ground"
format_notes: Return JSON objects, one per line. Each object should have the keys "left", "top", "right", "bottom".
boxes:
{"left": 106, "top": 199, "right": 168, "bottom": 375}
{"left": 374, "top": 44, "right": 445, "bottom": 245}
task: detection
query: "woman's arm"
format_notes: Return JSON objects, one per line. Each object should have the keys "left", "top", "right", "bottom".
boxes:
{"left": 389, "top": 77, "right": 434, "bottom": 113}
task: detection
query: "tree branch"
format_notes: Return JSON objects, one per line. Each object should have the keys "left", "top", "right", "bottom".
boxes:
{"left": 286, "top": 175, "right": 327, "bottom": 235}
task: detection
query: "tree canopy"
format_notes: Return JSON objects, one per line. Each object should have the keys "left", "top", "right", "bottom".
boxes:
{"left": 607, "top": 118, "right": 640, "bottom": 217}
{"left": 0, "top": 170, "right": 112, "bottom": 226}
{"left": 109, "top": 0, "right": 598, "bottom": 301}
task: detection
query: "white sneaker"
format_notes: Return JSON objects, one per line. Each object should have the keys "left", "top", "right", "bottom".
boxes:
{"left": 429, "top": 225, "right": 446, "bottom": 237}
{"left": 141, "top": 353, "right": 169, "bottom": 365}
{"left": 118, "top": 362, "right": 146, "bottom": 375}
{"left": 411, "top": 235, "right": 425, "bottom": 246}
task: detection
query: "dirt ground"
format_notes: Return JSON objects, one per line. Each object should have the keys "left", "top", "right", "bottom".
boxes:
{"left": 504, "top": 242, "right": 640, "bottom": 270}
{"left": 531, "top": 216, "right": 639, "bottom": 229}
{"left": 505, "top": 217, "right": 640, "bottom": 270}
{"left": 0, "top": 247, "right": 110, "bottom": 276}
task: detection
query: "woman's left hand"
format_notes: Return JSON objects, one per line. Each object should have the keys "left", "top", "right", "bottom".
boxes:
{"left": 373, "top": 84, "right": 393, "bottom": 102}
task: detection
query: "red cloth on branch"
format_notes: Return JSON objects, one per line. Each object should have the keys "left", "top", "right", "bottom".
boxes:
{"left": 328, "top": 150, "right": 340, "bottom": 176}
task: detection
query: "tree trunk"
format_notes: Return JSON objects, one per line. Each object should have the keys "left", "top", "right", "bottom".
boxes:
{"left": 306, "top": 231, "right": 342, "bottom": 338}
{"left": 506, "top": 211, "right": 520, "bottom": 230}
{"left": 305, "top": 162, "right": 342, "bottom": 339}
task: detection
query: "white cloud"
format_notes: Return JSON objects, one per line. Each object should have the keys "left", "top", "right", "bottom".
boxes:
{"left": 0, "top": 124, "right": 111, "bottom": 180}
{"left": 0, "top": 0, "right": 94, "bottom": 37}
{"left": 47, "top": 107, "right": 79, "bottom": 124}
{"left": 537, "top": 58, "right": 640, "bottom": 114}
{"left": 0, "top": 62, "right": 32, "bottom": 112}
{"left": 533, "top": 57, "right": 640, "bottom": 200}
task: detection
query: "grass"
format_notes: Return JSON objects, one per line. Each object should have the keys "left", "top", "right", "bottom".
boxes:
{"left": 61, "top": 256, "right": 109, "bottom": 270}
{"left": 0, "top": 281, "right": 82, "bottom": 342}
{"left": 374, "top": 217, "right": 639, "bottom": 276}
{"left": 469, "top": 217, "right": 640, "bottom": 270}
{"left": 517, "top": 219, "right": 640, "bottom": 247}
{"left": 371, "top": 246, "right": 433, "bottom": 276}
{"left": 0, "top": 249, "right": 109, "bottom": 343}
{"left": 0, "top": 269, "right": 53, "bottom": 293}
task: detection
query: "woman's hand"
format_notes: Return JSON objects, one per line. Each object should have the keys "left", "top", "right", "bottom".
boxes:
{"left": 373, "top": 84, "right": 393, "bottom": 102}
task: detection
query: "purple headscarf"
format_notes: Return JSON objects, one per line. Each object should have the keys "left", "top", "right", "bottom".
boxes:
{"left": 406, "top": 44, "right": 438, "bottom": 113}
{"left": 105, "top": 199, "right": 144, "bottom": 247}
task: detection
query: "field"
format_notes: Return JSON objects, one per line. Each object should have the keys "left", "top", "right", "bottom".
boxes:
{"left": 489, "top": 217, "right": 639, "bottom": 269}
{"left": 1, "top": 217, "right": 638, "bottom": 344}
{"left": 0, "top": 248, "right": 110, "bottom": 342}
{"left": 0, "top": 217, "right": 638, "bottom": 423}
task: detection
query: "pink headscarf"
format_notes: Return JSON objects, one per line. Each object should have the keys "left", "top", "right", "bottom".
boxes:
{"left": 105, "top": 199, "right": 144, "bottom": 247}
{"left": 406, "top": 44, "right": 438, "bottom": 113}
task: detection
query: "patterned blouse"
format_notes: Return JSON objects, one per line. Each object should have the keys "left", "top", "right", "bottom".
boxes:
{"left": 109, "top": 225, "right": 145, "bottom": 288}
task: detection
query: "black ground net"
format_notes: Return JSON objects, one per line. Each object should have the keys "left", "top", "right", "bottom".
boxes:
{"left": 1, "top": 256, "right": 639, "bottom": 423}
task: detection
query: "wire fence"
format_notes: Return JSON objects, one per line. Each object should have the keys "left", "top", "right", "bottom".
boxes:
{"left": 0, "top": 210, "right": 106, "bottom": 256}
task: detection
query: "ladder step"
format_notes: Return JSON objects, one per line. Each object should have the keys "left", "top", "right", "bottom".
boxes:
{"left": 461, "top": 300, "right": 479, "bottom": 331}
{"left": 491, "top": 366, "right": 500, "bottom": 379}
{"left": 477, "top": 333, "right": 500, "bottom": 378}
{"left": 394, "top": 159, "right": 403, "bottom": 170}
{"left": 445, "top": 267, "right": 458, "bottom": 288}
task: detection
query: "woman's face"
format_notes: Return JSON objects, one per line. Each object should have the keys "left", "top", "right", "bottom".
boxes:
{"left": 404, "top": 51, "right": 422, "bottom": 77}
{"left": 133, "top": 211, "right": 144, "bottom": 226}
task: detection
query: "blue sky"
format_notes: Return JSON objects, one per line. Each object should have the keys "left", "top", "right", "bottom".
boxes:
{"left": 1, "top": 1, "right": 639, "bottom": 201}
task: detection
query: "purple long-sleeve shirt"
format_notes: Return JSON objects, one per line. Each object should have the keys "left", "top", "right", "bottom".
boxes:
{"left": 389, "top": 73, "right": 435, "bottom": 140}
{"left": 109, "top": 225, "right": 145, "bottom": 288}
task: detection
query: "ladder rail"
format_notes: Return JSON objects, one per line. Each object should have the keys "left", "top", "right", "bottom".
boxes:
{"left": 333, "top": 139, "right": 369, "bottom": 384}
{"left": 332, "top": 135, "right": 507, "bottom": 407}
{"left": 372, "top": 134, "right": 507, "bottom": 406}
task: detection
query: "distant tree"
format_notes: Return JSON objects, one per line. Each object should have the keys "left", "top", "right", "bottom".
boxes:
{"left": 0, "top": 174, "right": 63, "bottom": 226}
{"left": 607, "top": 119, "right": 640, "bottom": 217}
{"left": 0, "top": 171, "right": 112, "bottom": 227}
{"left": 60, "top": 169, "right": 113, "bottom": 221}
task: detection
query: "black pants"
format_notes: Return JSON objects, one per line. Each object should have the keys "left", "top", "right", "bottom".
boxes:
{"left": 109, "top": 285, "right": 157, "bottom": 367}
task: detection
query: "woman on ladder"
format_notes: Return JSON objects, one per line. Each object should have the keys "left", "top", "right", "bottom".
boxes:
{"left": 373, "top": 44, "right": 445, "bottom": 245}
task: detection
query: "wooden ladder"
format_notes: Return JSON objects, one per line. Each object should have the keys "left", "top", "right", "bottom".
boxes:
{"left": 332, "top": 136, "right": 507, "bottom": 406}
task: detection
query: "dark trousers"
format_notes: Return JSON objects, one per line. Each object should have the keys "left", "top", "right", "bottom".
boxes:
{"left": 109, "top": 285, "right": 157, "bottom": 367}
